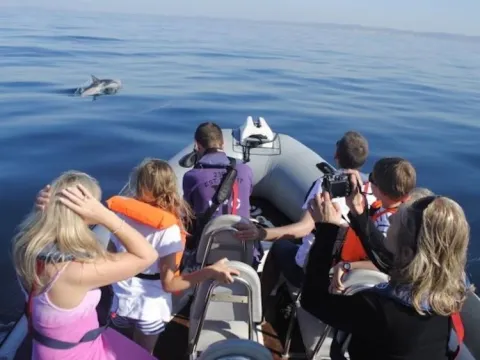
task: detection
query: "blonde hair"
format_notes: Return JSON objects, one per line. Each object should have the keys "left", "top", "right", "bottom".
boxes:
{"left": 130, "top": 158, "right": 194, "bottom": 230}
{"left": 12, "top": 171, "right": 107, "bottom": 292}
{"left": 392, "top": 196, "right": 473, "bottom": 315}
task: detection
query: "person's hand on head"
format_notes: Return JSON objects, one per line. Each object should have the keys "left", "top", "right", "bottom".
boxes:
{"left": 308, "top": 191, "right": 342, "bottom": 226}
{"left": 208, "top": 258, "right": 240, "bottom": 284}
{"left": 343, "top": 169, "right": 366, "bottom": 215}
{"left": 58, "top": 184, "right": 112, "bottom": 225}
{"left": 35, "top": 184, "right": 51, "bottom": 211}
{"left": 234, "top": 222, "right": 266, "bottom": 241}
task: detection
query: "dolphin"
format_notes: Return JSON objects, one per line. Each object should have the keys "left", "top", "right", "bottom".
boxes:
{"left": 79, "top": 75, "right": 122, "bottom": 99}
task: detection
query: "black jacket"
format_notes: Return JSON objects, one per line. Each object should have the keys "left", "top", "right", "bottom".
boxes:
{"left": 347, "top": 209, "right": 479, "bottom": 359}
{"left": 348, "top": 208, "right": 394, "bottom": 273}
{"left": 300, "top": 222, "right": 454, "bottom": 360}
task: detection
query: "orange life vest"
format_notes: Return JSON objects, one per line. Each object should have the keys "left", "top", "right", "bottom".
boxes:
{"left": 106, "top": 195, "right": 186, "bottom": 276}
{"left": 339, "top": 199, "right": 399, "bottom": 263}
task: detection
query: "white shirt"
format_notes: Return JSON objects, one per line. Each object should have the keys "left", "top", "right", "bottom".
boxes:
{"left": 294, "top": 173, "right": 376, "bottom": 268}
{"left": 111, "top": 214, "right": 184, "bottom": 322}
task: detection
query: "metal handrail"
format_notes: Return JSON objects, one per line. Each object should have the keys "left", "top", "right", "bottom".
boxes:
{"left": 189, "top": 276, "right": 255, "bottom": 357}
{"left": 199, "top": 227, "right": 240, "bottom": 269}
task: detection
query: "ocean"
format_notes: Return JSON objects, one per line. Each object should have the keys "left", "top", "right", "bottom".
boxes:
{"left": 1, "top": 7, "right": 479, "bottom": 343}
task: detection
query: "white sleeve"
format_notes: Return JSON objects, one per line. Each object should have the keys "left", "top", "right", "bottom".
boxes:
{"left": 301, "top": 178, "right": 322, "bottom": 210}
{"left": 155, "top": 224, "right": 184, "bottom": 257}
{"left": 301, "top": 176, "right": 350, "bottom": 225}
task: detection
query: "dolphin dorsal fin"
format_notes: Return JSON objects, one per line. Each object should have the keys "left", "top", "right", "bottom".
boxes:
{"left": 91, "top": 75, "right": 100, "bottom": 83}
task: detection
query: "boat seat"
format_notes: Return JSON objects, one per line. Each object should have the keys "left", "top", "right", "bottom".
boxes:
{"left": 188, "top": 260, "right": 262, "bottom": 359}
{"left": 198, "top": 339, "right": 273, "bottom": 360}
{"left": 196, "top": 215, "right": 254, "bottom": 268}
{"left": 340, "top": 269, "right": 390, "bottom": 296}
{"left": 284, "top": 269, "right": 389, "bottom": 360}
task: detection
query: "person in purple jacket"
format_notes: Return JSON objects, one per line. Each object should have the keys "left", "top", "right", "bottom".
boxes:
{"left": 181, "top": 122, "right": 260, "bottom": 273}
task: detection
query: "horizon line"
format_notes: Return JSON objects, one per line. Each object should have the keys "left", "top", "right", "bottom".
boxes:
{"left": 4, "top": 4, "right": 480, "bottom": 39}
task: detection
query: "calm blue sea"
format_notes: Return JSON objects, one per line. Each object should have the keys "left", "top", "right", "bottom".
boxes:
{"left": 1, "top": 7, "right": 479, "bottom": 341}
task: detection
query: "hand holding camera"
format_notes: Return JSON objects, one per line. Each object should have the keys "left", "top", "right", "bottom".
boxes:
{"left": 321, "top": 170, "right": 367, "bottom": 216}
{"left": 321, "top": 173, "right": 352, "bottom": 199}
{"left": 343, "top": 170, "right": 367, "bottom": 215}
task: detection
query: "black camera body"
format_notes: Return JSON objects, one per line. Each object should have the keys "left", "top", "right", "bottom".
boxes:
{"left": 322, "top": 173, "right": 352, "bottom": 199}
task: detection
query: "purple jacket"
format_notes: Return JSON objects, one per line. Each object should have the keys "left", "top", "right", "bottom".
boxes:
{"left": 183, "top": 151, "right": 253, "bottom": 219}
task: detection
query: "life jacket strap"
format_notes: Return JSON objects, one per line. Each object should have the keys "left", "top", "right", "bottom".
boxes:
{"left": 135, "top": 272, "right": 160, "bottom": 280}
{"left": 30, "top": 318, "right": 112, "bottom": 350}
{"left": 185, "top": 157, "right": 238, "bottom": 251}
{"left": 450, "top": 312, "right": 464, "bottom": 360}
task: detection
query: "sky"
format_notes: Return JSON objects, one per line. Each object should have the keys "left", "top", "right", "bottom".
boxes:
{"left": 2, "top": 0, "right": 480, "bottom": 37}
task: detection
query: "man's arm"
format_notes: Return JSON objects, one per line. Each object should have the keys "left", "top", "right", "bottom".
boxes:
{"left": 237, "top": 178, "right": 321, "bottom": 242}
{"left": 263, "top": 177, "right": 324, "bottom": 241}
{"left": 263, "top": 209, "right": 315, "bottom": 241}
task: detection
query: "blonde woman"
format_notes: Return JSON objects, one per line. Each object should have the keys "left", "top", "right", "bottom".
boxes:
{"left": 13, "top": 171, "right": 158, "bottom": 360}
{"left": 301, "top": 175, "right": 472, "bottom": 359}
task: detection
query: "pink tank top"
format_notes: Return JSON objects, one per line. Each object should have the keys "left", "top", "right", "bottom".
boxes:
{"left": 31, "top": 264, "right": 155, "bottom": 360}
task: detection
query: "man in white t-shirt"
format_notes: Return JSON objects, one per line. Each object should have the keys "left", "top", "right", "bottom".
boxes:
{"left": 235, "top": 131, "right": 371, "bottom": 316}
{"left": 295, "top": 173, "right": 377, "bottom": 270}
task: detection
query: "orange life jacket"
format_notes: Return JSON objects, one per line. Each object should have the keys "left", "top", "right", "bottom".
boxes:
{"left": 338, "top": 199, "right": 399, "bottom": 263}
{"left": 106, "top": 195, "right": 186, "bottom": 276}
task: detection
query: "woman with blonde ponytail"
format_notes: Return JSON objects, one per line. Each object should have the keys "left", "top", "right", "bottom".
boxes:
{"left": 13, "top": 171, "right": 158, "bottom": 360}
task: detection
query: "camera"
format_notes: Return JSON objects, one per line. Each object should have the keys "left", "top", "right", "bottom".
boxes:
{"left": 322, "top": 173, "right": 352, "bottom": 199}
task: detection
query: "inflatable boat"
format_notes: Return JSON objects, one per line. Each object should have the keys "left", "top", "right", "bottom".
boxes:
{"left": 2, "top": 116, "right": 479, "bottom": 360}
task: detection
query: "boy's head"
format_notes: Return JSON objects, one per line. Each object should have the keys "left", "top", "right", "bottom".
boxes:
{"left": 334, "top": 131, "right": 369, "bottom": 170}
{"left": 370, "top": 157, "right": 416, "bottom": 205}
{"left": 194, "top": 122, "right": 224, "bottom": 153}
